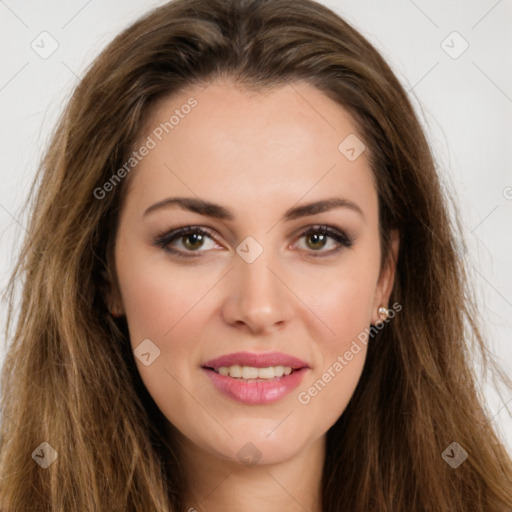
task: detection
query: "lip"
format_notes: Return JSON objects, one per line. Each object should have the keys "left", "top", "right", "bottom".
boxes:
{"left": 202, "top": 351, "right": 309, "bottom": 370}
{"left": 203, "top": 367, "right": 308, "bottom": 405}
{"left": 202, "top": 351, "right": 310, "bottom": 405}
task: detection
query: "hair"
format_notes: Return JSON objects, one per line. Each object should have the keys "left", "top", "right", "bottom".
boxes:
{"left": 1, "top": 0, "right": 511, "bottom": 510}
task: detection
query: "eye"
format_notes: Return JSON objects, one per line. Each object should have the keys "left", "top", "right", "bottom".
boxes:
{"left": 154, "top": 226, "right": 219, "bottom": 257}
{"left": 294, "top": 225, "right": 354, "bottom": 257}
{"left": 153, "top": 224, "right": 354, "bottom": 258}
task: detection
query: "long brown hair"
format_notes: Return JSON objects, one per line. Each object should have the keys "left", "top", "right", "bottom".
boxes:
{"left": 1, "top": 0, "right": 511, "bottom": 510}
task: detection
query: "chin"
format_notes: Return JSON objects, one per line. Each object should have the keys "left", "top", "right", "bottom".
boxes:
{"left": 216, "top": 434, "right": 308, "bottom": 467}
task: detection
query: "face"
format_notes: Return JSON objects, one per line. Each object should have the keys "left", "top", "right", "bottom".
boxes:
{"left": 111, "top": 79, "right": 398, "bottom": 465}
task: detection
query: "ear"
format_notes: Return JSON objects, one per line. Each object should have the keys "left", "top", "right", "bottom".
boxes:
{"left": 101, "top": 266, "right": 125, "bottom": 318}
{"left": 371, "top": 229, "right": 400, "bottom": 324}
{"left": 108, "top": 288, "right": 125, "bottom": 318}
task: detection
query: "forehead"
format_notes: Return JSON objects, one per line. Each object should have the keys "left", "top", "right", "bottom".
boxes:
{"left": 122, "top": 79, "right": 377, "bottom": 221}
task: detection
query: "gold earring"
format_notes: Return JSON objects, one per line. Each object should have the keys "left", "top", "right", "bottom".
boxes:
{"left": 378, "top": 306, "right": 389, "bottom": 320}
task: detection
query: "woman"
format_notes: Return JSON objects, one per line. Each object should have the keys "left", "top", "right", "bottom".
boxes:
{"left": 1, "top": 0, "right": 511, "bottom": 510}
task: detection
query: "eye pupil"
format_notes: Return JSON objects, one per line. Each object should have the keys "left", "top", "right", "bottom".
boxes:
{"left": 183, "top": 233, "right": 204, "bottom": 250}
{"left": 307, "top": 233, "right": 327, "bottom": 250}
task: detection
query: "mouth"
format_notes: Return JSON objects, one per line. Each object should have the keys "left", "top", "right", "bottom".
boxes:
{"left": 204, "top": 364, "right": 298, "bottom": 382}
{"left": 201, "top": 352, "right": 309, "bottom": 404}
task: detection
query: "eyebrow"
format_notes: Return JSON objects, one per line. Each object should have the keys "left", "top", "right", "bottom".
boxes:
{"left": 143, "top": 196, "right": 364, "bottom": 221}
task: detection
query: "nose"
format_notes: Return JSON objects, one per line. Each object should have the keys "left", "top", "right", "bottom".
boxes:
{"left": 221, "top": 244, "right": 295, "bottom": 335}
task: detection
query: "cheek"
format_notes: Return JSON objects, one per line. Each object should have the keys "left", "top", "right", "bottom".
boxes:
{"left": 297, "top": 344, "right": 367, "bottom": 430}
{"left": 312, "top": 253, "right": 380, "bottom": 342}
{"left": 318, "top": 277, "right": 373, "bottom": 333}
{"left": 115, "top": 243, "right": 213, "bottom": 347}
{"left": 114, "top": 245, "right": 218, "bottom": 409}
{"left": 114, "top": 250, "right": 209, "bottom": 423}
{"left": 297, "top": 249, "right": 378, "bottom": 418}
{"left": 295, "top": 278, "right": 372, "bottom": 428}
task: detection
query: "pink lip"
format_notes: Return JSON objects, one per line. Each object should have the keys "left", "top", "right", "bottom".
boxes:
{"left": 202, "top": 351, "right": 309, "bottom": 370}
{"left": 203, "top": 367, "right": 308, "bottom": 405}
{"left": 202, "top": 351, "right": 310, "bottom": 405}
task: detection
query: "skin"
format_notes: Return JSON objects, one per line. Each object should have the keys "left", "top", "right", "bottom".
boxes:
{"left": 110, "top": 79, "right": 399, "bottom": 512}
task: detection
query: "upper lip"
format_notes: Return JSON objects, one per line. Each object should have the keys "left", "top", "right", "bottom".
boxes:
{"left": 202, "top": 351, "right": 309, "bottom": 370}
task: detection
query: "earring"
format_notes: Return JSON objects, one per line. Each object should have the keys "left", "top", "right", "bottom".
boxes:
{"left": 110, "top": 306, "right": 121, "bottom": 318}
{"left": 378, "top": 306, "right": 389, "bottom": 321}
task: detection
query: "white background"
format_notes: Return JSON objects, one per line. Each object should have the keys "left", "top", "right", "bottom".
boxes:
{"left": 1, "top": 0, "right": 511, "bottom": 451}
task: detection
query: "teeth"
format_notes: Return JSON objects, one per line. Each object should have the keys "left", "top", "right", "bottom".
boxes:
{"left": 215, "top": 365, "right": 294, "bottom": 379}
{"left": 242, "top": 366, "right": 258, "bottom": 379}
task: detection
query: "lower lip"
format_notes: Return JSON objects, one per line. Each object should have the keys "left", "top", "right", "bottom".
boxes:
{"left": 203, "top": 367, "right": 308, "bottom": 405}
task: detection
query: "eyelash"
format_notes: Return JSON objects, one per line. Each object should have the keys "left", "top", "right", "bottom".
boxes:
{"left": 153, "top": 224, "right": 354, "bottom": 259}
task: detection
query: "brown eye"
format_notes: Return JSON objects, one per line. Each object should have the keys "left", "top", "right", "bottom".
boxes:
{"left": 296, "top": 225, "right": 354, "bottom": 257}
{"left": 154, "top": 224, "right": 353, "bottom": 259}
{"left": 304, "top": 232, "right": 330, "bottom": 251}
{"left": 181, "top": 232, "right": 207, "bottom": 251}
{"left": 154, "top": 226, "right": 219, "bottom": 257}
